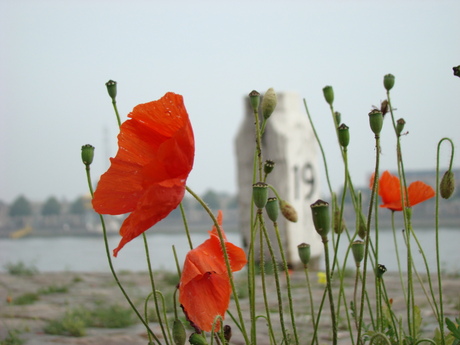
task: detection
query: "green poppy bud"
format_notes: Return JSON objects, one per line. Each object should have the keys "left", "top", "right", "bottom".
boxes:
{"left": 351, "top": 240, "right": 364, "bottom": 266}
{"left": 297, "top": 243, "right": 311, "bottom": 266}
{"left": 357, "top": 212, "right": 367, "bottom": 239}
{"left": 172, "top": 319, "right": 186, "bottom": 345}
{"left": 265, "top": 197, "right": 279, "bottom": 222}
{"left": 252, "top": 182, "right": 268, "bottom": 209}
{"left": 322, "top": 85, "right": 334, "bottom": 106}
{"left": 368, "top": 109, "right": 383, "bottom": 135}
{"left": 280, "top": 199, "right": 298, "bottom": 223}
{"left": 333, "top": 208, "right": 345, "bottom": 234}
{"left": 248, "top": 90, "right": 260, "bottom": 111}
{"left": 105, "top": 80, "right": 117, "bottom": 100}
{"left": 383, "top": 74, "right": 395, "bottom": 91}
{"left": 189, "top": 333, "right": 208, "bottom": 345}
{"left": 310, "top": 199, "right": 330, "bottom": 238}
{"left": 453, "top": 66, "right": 460, "bottom": 78}
{"left": 81, "top": 144, "right": 95, "bottom": 166}
{"left": 261, "top": 88, "right": 277, "bottom": 120}
{"left": 375, "top": 263, "right": 387, "bottom": 278}
{"left": 337, "top": 123, "right": 350, "bottom": 148}
{"left": 334, "top": 111, "right": 341, "bottom": 125}
{"left": 396, "top": 118, "right": 406, "bottom": 136}
{"left": 264, "top": 160, "right": 275, "bottom": 175}
{"left": 440, "top": 170, "right": 455, "bottom": 199}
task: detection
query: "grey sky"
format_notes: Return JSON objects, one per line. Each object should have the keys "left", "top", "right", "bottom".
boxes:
{"left": 1, "top": 0, "right": 459, "bottom": 203}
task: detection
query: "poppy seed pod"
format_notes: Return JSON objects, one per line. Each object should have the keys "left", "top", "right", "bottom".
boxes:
{"left": 334, "top": 111, "right": 341, "bottom": 125}
{"left": 172, "top": 319, "right": 186, "bottom": 345}
{"left": 224, "top": 325, "right": 232, "bottom": 342}
{"left": 81, "top": 144, "right": 95, "bottom": 166}
{"left": 368, "top": 109, "right": 383, "bottom": 135}
{"left": 252, "top": 182, "right": 269, "bottom": 209}
{"left": 280, "top": 199, "right": 298, "bottom": 222}
{"left": 310, "top": 199, "right": 330, "bottom": 238}
{"left": 105, "top": 80, "right": 117, "bottom": 100}
{"left": 189, "top": 333, "right": 208, "bottom": 345}
{"left": 261, "top": 88, "right": 277, "bottom": 120}
{"left": 248, "top": 90, "right": 260, "bottom": 111}
{"left": 396, "top": 118, "right": 406, "bottom": 136}
{"left": 440, "top": 170, "right": 455, "bottom": 199}
{"left": 351, "top": 240, "right": 364, "bottom": 266}
{"left": 375, "top": 264, "right": 387, "bottom": 278}
{"left": 383, "top": 74, "right": 395, "bottom": 91}
{"left": 338, "top": 123, "right": 350, "bottom": 148}
{"left": 265, "top": 197, "right": 279, "bottom": 222}
{"left": 322, "top": 86, "right": 334, "bottom": 105}
{"left": 264, "top": 160, "right": 275, "bottom": 175}
{"left": 298, "top": 243, "right": 311, "bottom": 266}
{"left": 453, "top": 65, "right": 460, "bottom": 78}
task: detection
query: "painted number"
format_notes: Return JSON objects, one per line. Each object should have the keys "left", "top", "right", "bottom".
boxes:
{"left": 293, "top": 163, "right": 315, "bottom": 200}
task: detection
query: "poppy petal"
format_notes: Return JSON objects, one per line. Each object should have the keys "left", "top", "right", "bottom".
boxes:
{"left": 92, "top": 92, "right": 195, "bottom": 255}
{"left": 407, "top": 181, "right": 435, "bottom": 207}
{"left": 378, "top": 171, "right": 402, "bottom": 207}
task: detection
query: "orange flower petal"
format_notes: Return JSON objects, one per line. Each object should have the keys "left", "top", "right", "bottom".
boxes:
{"left": 179, "top": 212, "right": 247, "bottom": 332}
{"left": 92, "top": 92, "right": 194, "bottom": 256}
{"left": 407, "top": 181, "right": 435, "bottom": 207}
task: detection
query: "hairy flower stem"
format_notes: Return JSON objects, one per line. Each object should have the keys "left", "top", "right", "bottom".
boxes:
{"left": 390, "top": 212, "right": 406, "bottom": 303}
{"left": 111, "top": 98, "right": 122, "bottom": 128}
{"left": 273, "top": 221, "right": 299, "bottom": 344}
{"left": 84, "top": 165, "right": 159, "bottom": 344}
{"left": 179, "top": 203, "right": 193, "bottom": 250}
{"left": 259, "top": 213, "right": 290, "bottom": 344}
{"left": 186, "top": 186, "right": 249, "bottom": 344}
{"left": 322, "top": 236, "right": 338, "bottom": 345}
{"left": 143, "top": 233, "right": 171, "bottom": 345}
{"left": 435, "top": 137, "right": 455, "bottom": 342}
{"left": 302, "top": 265, "right": 318, "bottom": 345}
{"left": 357, "top": 133, "right": 381, "bottom": 345}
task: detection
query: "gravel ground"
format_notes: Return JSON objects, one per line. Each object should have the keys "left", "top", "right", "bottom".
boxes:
{"left": 1, "top": 270, "right": 459, "bottom": 345}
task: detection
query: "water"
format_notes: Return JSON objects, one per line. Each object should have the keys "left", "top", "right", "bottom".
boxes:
{"left": 1, "top": 228, "right": 459, "bottom": 273}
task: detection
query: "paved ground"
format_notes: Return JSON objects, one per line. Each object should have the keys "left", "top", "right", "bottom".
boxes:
{"left": 1, "top": 270, "right": 459, "bottom": 344}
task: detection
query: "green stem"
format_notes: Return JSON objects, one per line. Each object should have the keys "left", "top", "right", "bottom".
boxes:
{"left": 84, "top": 165, "right": 159, "bottom": 344}
{"left": 303, "top": 266, "right": 318, "bottom": 345}
{"left": 179, "top": 203, "right": 193, "bottom": 250}
{"left": 112, "top": 99, "right": 122, "bottom": 127}
{"left": 273, "top": 221, "right": 299, "bottom": 344}
{"left": 391, "top": 212, "right": 407, "bottom": 304}
{"left": 322, "top": 237, "right": 337, "bottom": 345}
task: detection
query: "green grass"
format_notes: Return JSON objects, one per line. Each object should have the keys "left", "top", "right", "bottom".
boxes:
{"left": 0, "top": 329, "right": 25, "bottom": 345}
{"left": 11, "top": 293, "right": 39, "bottom": 305}
{"left": 38, "top": 285, "right": 69, "bottom": 295}
{"left": 4, "top": 262, "right": 38, "bottom": 276}
{"left": 44, "top": 304, "right": 136, "bottom": 337}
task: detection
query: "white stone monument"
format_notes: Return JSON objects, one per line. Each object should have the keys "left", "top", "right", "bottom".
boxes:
{"left": 235, "top": 91, "right": 322, "bottom": 267}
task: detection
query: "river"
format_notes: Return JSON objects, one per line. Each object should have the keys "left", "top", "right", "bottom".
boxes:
{"left": 1, "top": 228, "right": 459, "bottom": 273}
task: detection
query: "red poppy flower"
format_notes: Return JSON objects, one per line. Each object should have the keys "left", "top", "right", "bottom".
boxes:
{"left": 92, "top": 92, "right": 195, "bottom": 256}
{"left": 370, "top": 170, "right": 435, "bottom": 211}
{"left": 179, "top": 211, "right": 247, "bottom": 332}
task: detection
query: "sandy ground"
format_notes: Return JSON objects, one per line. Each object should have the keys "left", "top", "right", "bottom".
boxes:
{"left": 1, "top": 270, "right": 459, "bottom": 345}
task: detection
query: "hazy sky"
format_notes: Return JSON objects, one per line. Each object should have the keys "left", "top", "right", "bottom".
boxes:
{"left": 1, "top": 0, "right": 459, "bottom": 203}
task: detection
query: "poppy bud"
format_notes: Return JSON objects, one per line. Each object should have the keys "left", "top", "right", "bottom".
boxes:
{"left": 337, "top": 123, "right": 350, "bottom": 148}
{"left": 334, "top": 111, "right": 341, "bottom": 125}
{"left": 223, "top": 325, "right": 232, "bottom": 342}
{"left": 298, "top": 243, "right": 311, "bottom": 266}
{"left": 368, "top": 109, "right": 383, "bottom": 135}
{"left": 453, "top": 65, "right": 460, "bottom": 78}
{"left": 280, "top": 199, "right": 298, "bottom": 223}
{"left": 333, "top": 208, "right": 345, "bottom": 234}
{"left": 81, "top": 144, "right": 95, "bottom": 166}
{"left": 105, "top": 80, "right": 117, "bottom": 100}
{"left": 252, "top": 182, "right": 268, "bottom": 209}
{"left": 189, "top": 333, "right": 208, "bottom": 345}
{"left": 322, "top": 86, "right": 334, "bottom": 106}
{"left": 375, "top": 263, "right": 387, "bottom": 278}
{"left": 264, "top": 160, "right": 275, "bottom": 175}
{"left": 172, "top": 319, "right": 186, "bottom": 345}
{"left": 265, "top": 197, "right": 279, "bottom": 222}
{"left": 310, "top": 199, "right": 330, "bottom": 238}
{"left": 351, "top": 240, "right": 364, "bottom": 266}
{"left": 440, "top": 170, "right": 455, "bottom": 199}
{"left": 261, "top": 88, "right": 277, "bottom": 120}
{"left": 248, "top": 90, "right": 260, "bottom": 111}
{"left": 383, "top": 74, "right": 395, "bottom": 91}
{"left": 396, "top": 118, "right": 406, "bottom": 136}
